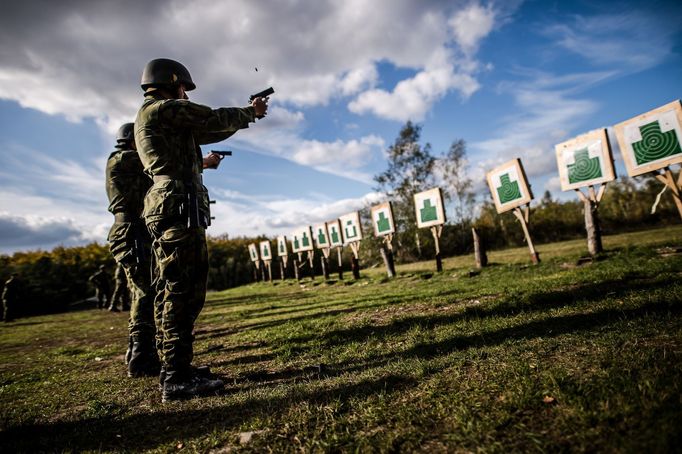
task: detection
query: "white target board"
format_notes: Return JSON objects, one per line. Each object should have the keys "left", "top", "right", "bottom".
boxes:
{"left": 413, "top": 188, "right": 446, "bottom": 228}
{"left": 276, "top": 236, "right": 288, "bottom": 257}
{"left": 339, "top": 211, "right": 363, "bottom": 245}
{"left": 291, "top": 226, "right": 314, "bottom": 253}
{"left": 326, "top": 219, "right": 344, "bottom": 247}
{"left": 555, "top": 128, "right": 616, "bottom": 191}
{"left": 486, "top": 159, "right": 533, "bottom": 214}
{"left": 248, "top": 243, "right": 259, "bottom": 262}
{"left": 371, "top": 202, "right": 395, "bottom": 236}
{"left": 614, "top": 100, "right": 682, "bottom": 177}
{"left": 259, "top": 240, "right": 272, "bottom": 261}
{"left": 313, "top": 223, "right": 330, "bottom": 249}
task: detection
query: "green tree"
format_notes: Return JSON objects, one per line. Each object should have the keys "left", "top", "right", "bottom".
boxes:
{"left": 374, "top": 121, "right": 436, "bottom": 261}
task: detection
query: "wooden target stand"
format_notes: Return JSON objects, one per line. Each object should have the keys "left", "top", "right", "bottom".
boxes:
{"left": 430, "top": 226, "right": 444, "bottom": 272}
{"left": 295, "top": 251, "right": 315, "bottom": 281}
{"left": 262, "top": 259, "right": 273, "bottom": 283}
{"left": 320, "top": 247, "right": 331, "bottom": 280}
{"left": 653, "top": 166, "right": 682, "bottom": 220}
{"left": 574, "top": 183, "right": 607, "bottom": 256}
{"left": 380, "top": 234, "right": 396, "bottom": 278}
{"left": 279, "top": 254, "right": 288, "bottom": 281}
{"left": 348, "top": 241, "right": 361, "bottom": 279}
{"left": 335, "top": 246, "right": 344, "bottom": 280}
{"left": 511, "top": 203, "right": 540, "bottom": 264}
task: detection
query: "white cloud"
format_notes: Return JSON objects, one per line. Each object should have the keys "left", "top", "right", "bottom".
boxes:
{"left": 207, "top": 189, "right": 383, "bottom": 237}
{"left": 544, "top": 11, "right": 679, "bottom": 72}
{"left": 448, "top": 2, "right": 496, "bottom": 55}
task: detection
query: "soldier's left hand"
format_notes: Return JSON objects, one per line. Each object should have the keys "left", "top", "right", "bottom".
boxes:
{"left": 203, "top": 153, "right": 222, "bottom": 169}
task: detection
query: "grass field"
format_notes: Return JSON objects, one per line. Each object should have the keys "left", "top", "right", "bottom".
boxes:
{"left": 1, "top": 226, "right": 682, "bottom": 453}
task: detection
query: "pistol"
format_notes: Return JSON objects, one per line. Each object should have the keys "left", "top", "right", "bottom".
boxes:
{"left": 249, "top": 87, "right": 274, "bottom": 102}
{"left": 211, "top": 150, "right": 233, "bottom": 159}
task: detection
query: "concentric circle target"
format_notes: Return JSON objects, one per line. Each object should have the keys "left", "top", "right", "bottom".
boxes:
{"left": 633, "top": 121, "right": 682, "bottom": 165}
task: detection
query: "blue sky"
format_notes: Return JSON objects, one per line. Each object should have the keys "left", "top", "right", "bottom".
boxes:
{"left": 0, "top": 0, "right": 680, "bottom": 253}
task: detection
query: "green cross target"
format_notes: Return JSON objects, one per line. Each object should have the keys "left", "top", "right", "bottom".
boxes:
{"left": 420, "top": 199, "right": 438, "bottom": 223}
{"left": 376, "top": 212, "right": 390, "bottom": 232}
{"left": 496, "top": 173, "right": 522, "bottom": 204}
{"left": 301, "top": 232, "right": 310, "bottom": 247}
{"left": 279, "top": 242, "right": 285, "bottom": 253}
{"left": 568, "top": 148, "right": 602, "bottom": 183}
{"left": 294, "top": 237, "right": 300, "bottom": 250}
{"left": 317, "top": 228, "right": 327, "bottom": 245}
{"left": 632, "top": 120, "right": 682, "bottom": 165}
{"left": 262, "top": 245, "right": 269, "bottom": 258}
{"left": 330, "top": 226, "right": 340, "bottom": 243}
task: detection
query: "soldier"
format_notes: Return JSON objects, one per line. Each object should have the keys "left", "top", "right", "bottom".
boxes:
{"left": 109, "top": 263, "right": 131, "bottom": 312}
{"left": 2, "top": 273, "right": 20, "bottom": 322}
{"left": 88, "top": 265, "right": 111, "bottom": 309}
{"left": 106, "top": 122, "right": 159, "bottom": 377}
{"left": 135, "top": 58, "right": 268, "bottom": 402}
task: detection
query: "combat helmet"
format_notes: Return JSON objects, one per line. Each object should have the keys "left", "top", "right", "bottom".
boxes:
{"left": 116, "top": 123, "right": 134, "bottom": 145}
{"left": 141, "top": 58, "right": 196, "bottom": 91}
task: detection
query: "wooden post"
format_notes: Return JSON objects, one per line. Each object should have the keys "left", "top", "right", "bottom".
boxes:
{"left": 654, "top": 167, "right": 682, "bottom": 220}
{"left": 380, "top": 234, "right": 396, "bottom": 278}
{"left": 576, "top": 185, "right": 605, "bottom": 256}
{"left": 512, "top": 205, "right": 540, "bottom": 264}
{"left": 321, "top": 248, "right": 331, "bottom": 280}
{"left": 279, "top": 257, "right": 286, "bottom": 281}
{"left": 472, "top": 227, "right": 488, "bottom": 268}
{"left": 349, "top": 242, "right": 361, "bottom": 279}
{"left": 294, "top": 253, "right": 301, "bottom": 281}
{"left": 258, "top": 260, "right": 266, "bottom": 282}
{"left": 336, "top": 247, "right": 344, "bottom": 280}
{"left": 264, "top": 261, "right": 273, "bottom": 283}
{"left": 430, "top": 225, "right": 443, "bottom": 272}
{"left": 307, "top": 250, "right": 315, "bottom": 281}
{"left": 252, "top": 261, "right": 258, "bottom": 282}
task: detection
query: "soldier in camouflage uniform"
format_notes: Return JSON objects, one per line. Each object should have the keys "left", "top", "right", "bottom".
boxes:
{"left": 88, "top": 265, "right": 111, "bottom": 309}
{"left": 135, "top": 58, "right": 268, "bottom": 402}
{"left": 106, "top": 122, "right": 160, "bottom": 377}
{"left": 109, "top": 262, "right": 131, "bottom": 312}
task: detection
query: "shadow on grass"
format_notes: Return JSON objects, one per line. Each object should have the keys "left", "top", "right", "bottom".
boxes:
{"left": 0, "top": 374, "right": 417, "bottom": 452}
{"left": 280, "top": 277, "right": 679, "bottom": 351}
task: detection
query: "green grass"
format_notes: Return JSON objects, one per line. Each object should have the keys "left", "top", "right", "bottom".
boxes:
{"left": 1, "top": 225, "right": 682, "bottom": 453}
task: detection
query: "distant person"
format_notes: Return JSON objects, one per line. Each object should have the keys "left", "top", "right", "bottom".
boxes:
{"left": 2, "top": 273, "right": 20, "bottom": 322}
{"left": 109, "top": 263, "right": 131, "bottom": 312}
{"left": 135, "top": 57, "right": 268, "bottom": 402}
{"left": 106, "top": 122, "right": 159, "bottom": 377}
{"left": 88, "top": 265, "right": 111, "bottom": 310}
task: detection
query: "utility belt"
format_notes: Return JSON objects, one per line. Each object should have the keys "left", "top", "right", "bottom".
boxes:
{"left": 152, "top": 174, "right": 210, "bottom": 229}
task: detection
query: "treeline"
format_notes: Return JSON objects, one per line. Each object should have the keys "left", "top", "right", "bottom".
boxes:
{"left": 1, "top": 121, "right": 680, "bottom": 317}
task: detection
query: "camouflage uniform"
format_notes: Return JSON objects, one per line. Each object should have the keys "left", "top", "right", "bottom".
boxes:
{"left": 135, "top": 91, "right": 255, "bottom": 382}
{"left": 88, "top": 268, "right": 111, "bottom": 309}
{"left": 2, "top": 275, "right": 19, "bottom": 321}
{"left": 106, "top": 138, "right": 158, "bottom": 374}
{"left": 110, "top": 262, "right": 131, "bottom": 311}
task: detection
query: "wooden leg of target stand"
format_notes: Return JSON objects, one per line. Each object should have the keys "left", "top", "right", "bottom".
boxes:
{"left": 380, "top": 235, "right": 396, "bottom": 278}
{"left": 350, "top": 242, "right": 360, "bottom": 280}
{"left": 280, "top": 258, "right": 286, "bottom": 281}
{"left": 430, "top": 226, "right": 443, "bottom": 272}
{"left": 321, "top": 249, "right": 330, "bottom": 280}
{"left": 655, "top": 167, "right": 682, "bottom": 221}
{"left": 512, "top": 206, "right": 540, "bottom": 264}
{"left": 294, "top": 253, "right": 301, "bottom": 282}
{"left": 307, "top": 251, "right": 315, "bottom": 281}
{"left": 336, "top": 247, "right": 344, "bottom": 280}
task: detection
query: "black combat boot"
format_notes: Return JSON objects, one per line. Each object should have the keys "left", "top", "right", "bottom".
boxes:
{"left": 158, "top": 365, "right": 215, "bottom": 390}
{"left": 161, "top": 368, "right": 224, "bottom": 403}
{"left": 128, "top": 338, "right": 161, "bottom": 378}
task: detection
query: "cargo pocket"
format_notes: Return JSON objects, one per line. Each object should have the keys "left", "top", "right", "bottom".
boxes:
{"left": 198, "top": 184, "right": 211, "bottom": 227}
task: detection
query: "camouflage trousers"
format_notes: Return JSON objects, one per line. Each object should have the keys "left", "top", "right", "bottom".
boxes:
{"left": 111, "top": 263, "right": 131, "bottom": 310}
{"left": 147, "top": 220, "right": 208, "bottom": 375}
{"left": 95, "top": 287, "right": 111, "bottom": 309}
{"left": 108, "top": 221, "right": 155, "bottom": 340}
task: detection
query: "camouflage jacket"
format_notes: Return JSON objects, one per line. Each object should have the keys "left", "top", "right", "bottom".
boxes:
{"left": 105, "top": 147, "right": 152, "bottom": 217}
{"left": 134, "top": 92, "right": 255, "bottom": 225}
{"left": 2, "top": 277, "right": 19, "bottom": 302}
{"left": 88, "top": 270, "right": 110, "bottom": 289}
